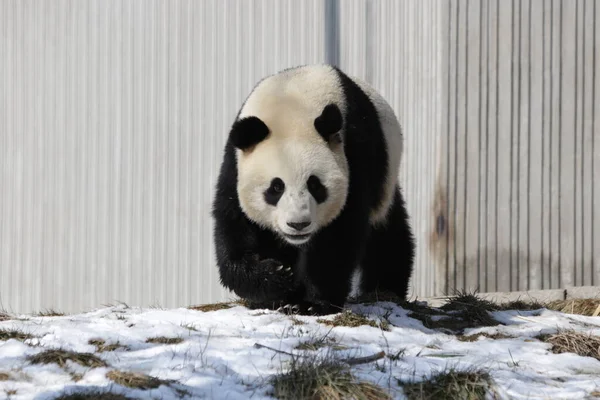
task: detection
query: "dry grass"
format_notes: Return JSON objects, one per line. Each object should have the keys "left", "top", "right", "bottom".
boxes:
{"left": 35, "top": 309, "right": 65, "bottom": 317}
{"left": 538, "top": 330, "right": 600, "bottom": 361}
{"left": 317, "top": 310, "right": 390, "bottom": 331}
{"left": 145, "top": 336, "right": 184, "bottom": 345}
{"left": 457, "top": 332, "right": 514, "bottom": 342}
{"left": 55, "top": 392, "right": 133, "bottom": 400}
{"left": 88, "top": 338, "right": 129, "bottom": 352}
{"left": 397, "top": 292, "right": 503, "bottom": 334}
{"left": 0, "top": 372, "right": 10, "bottom": 381}
{"left": 188, "top": 302, "right": 233, "bottom": 312}
{"left": 0, "top": 329, "right": 34, "bottom": 342}
{"left": 545, "top": 298, "right": 600, "bottom": 316}
{"left": 106, "top": 370, "right": 168, "bottom": 390}
{"left": 0, "top": 312, "right": 10, "bottom": 322}
{"left": 27, "top": 349, "right": 107, "bottom": 368}
{"left": 497, "top": 300, "right": 545, "bottom": 311}
{"left": 441, "top": 291, "right": 500, "bottom": 327}
{"left": 295, "top": 330, "right": 347, "bottom": 352}
{"left": 272, "top": 353, "right": 391, "bottom": 400}
{"left": 401, "top": 368, "right": 494, "bottom": 400}
{"left": 289, "top": 316, "right": 306, "bottom": 325}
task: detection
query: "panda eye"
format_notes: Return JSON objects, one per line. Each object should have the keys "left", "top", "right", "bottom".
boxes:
{"left": 271, "top": 178, "right": 285, "bottom": 193}
{"left": 264, "top": 178, "right": 285, "bottom": 206}
{"left": 307, "top": 175, "right": 328, "bottom": 204}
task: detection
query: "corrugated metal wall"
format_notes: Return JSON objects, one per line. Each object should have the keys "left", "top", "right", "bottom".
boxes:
{"left": 1, "top": 0, "right": 598, "bottom": 313}
{"left": 0, "top": 0, "right": 330, "bottom": 313}
{"left": 429, "top": 0, "right": 600, "bottom": 295}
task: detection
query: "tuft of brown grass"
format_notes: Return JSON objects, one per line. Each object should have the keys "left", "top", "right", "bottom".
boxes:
{"left": 401, "top": 368, "right": 494, "bottom": 400}
{"left": 0, "top": 312, "right": 10, "bottom": 322}
{"left": 272, "top": 353, "right": 391, "bottom": 400}
{"left": 317, "top": 310, "right": 390, "bottom": 331}
{"left": 497, "top": 300, "right": 545, "bottom": 311}
{"left": 289, "top": 316, "right": 306, "bottom": 325}
{"left": 145, "top": 336, "right": 184, "bottom": 345}
{"left": 457, "top": 332, "right": 514, "bottom": 342}
{"left": 538, "top": 330, "right": 600, "bottom": 361}
{"left": 0, "top": 372, "right": 10, "bottom": 381}
{"left": 295, "top": 331, "right": 347, "bottom": 352}
{"left": 27, "top": 349, "right": 107, "bottom": 368}
{"left": 35, "top": 309, "right": 65, "bottom": 317}
{"left": 441, "top": 291, "right": 500, "bottom": 328}
{"left": 0, "top": 329, "right": 34, "bottom": 342}
{"left": 545, "top": 298, "right": 600, "bottom": 317}
{"left": 398, "top": 292, "right": 504, "bottom": 334}
{"left": 88, "top": 339, "right": 129, "bottom": 352}
{"left": 188, "top": 302, "right": 233, "bottom": 312}
{"left": 106, "top": 370, "right": 168, "bottom": 390}
{"left": 54, "top": 392, "right": 133, "bottom": 400}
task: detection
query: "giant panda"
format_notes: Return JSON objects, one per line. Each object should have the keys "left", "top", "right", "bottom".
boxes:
{"left": 212, "top": 64, "right": 415, "bottom": 315}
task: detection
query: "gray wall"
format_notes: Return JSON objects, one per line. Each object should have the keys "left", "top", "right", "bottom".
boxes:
{"left": 429, "top": 0, "right": 600, "bottom": 296}
{"left": 1, "top": 0, "right": 598, "bottom": 313}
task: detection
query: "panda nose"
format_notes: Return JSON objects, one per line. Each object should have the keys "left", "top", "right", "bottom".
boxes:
{"left": 287, "top": 221, "right": 311, "bottom": 231}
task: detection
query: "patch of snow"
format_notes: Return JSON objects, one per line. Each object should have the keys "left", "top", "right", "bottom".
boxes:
{"left": 0, "top": 303, "right": 598, "bottom": 399}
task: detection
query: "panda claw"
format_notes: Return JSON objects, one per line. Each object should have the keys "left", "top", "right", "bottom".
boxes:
{"left": 276, "top": 265, "right": 284, "bottom": 271}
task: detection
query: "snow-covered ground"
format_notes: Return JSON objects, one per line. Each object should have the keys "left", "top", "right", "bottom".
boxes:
{"left": 0, "top": 301, "right": 599, "bottom": 400}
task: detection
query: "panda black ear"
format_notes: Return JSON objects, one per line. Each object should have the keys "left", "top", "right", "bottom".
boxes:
{"left": 314, "top": 104, "right": 343, "bottom": 143}
{"left": 229, "top": 116, "right": 270, "bottom": 151}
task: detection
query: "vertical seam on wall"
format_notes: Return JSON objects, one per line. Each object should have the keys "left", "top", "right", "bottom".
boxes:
{"left": 324, "top": 0, "right": 340, "bottom": 67}
{"left": 484, "top": 1, "right": 491, "bottom": 293}
{"left": 509, "top": 0, "right": 515, "bottom": 292}
{"left": 549, "top": 0, "right": 554, "bottom": 289}
{"left": 541, "top": 0, "right": 546, "bottom": 289}
{"left": 445, "top": 0, "right": 452, "bottom": 295}
{"left": 574, "top": 0, "right": 579, "bottom": 287}
{"left": 463, "top": 0, "right": 469, "bottom": 290}
{"left": 516, "top": 0, "right": 522, "bottom": 291}
{"left": 558, "top": 0, "right": 563, "bottom": 288}
{"left": 592, "top": 0, "right": 597, "bottom": 286}
{"left": 526, "top": 0, "right": 532, "bottom": 291}
{"left": 580, "top": 0, "right": 585, "bottom": 288}
{"left": 453, "top": 0, "right": 460, "bottom": 292}
{"left": 494, "top": 0, "right": 500, "bottom": 293}
{"left": 477, "top": 0, "right": 484, "bottom": 292}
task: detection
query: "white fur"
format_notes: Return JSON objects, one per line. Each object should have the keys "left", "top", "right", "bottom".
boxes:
{"left": 235, "top": 65, "right": 403, "bottom": 244}
{"left": 236, "top": 65, "right": 349, "bottom": 245}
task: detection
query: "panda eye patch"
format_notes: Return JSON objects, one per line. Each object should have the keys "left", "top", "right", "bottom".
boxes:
{"left": 264, "top": 178, "right": 285, "bottom": 206}
{"left": 307, "top": 175, "right": 328, "bottom": 204}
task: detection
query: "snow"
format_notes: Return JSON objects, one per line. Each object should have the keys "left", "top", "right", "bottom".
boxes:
{"left": 0, "top": 301, "right": 599, "bottom": 399}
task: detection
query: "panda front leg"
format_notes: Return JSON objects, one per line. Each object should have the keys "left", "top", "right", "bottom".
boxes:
{"left": 214, "top": 222, "right": 304, "bottom": 308}
{"left": 289, "top": 222, "right": 367, "bottom": 316}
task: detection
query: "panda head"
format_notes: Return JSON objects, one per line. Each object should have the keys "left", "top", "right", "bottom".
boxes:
{"left": 230, "top": 93, "right": 349, "bottom": 246}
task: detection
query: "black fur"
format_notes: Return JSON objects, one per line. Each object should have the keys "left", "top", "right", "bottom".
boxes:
{"left": 264, "top": 178, "right": 285, "bottom": 206}
{"left": 314, "top": 103, "right": 343, "bottom": 142}
{"left": 307, "top": 175, "right": 328, "bottom": 204}
{"left": 230, "top": 116, "right": 270, "bottom": 151}
{"left": 212, "top": 66, "right": 415, "bottom": 315}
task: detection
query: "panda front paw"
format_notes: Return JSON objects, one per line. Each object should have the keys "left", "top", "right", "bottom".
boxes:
{"left": 258, "top": 258, "right": 295, "bottom": 298}
{"left": 277, "top": 301, "right": 342, "bottom": 316}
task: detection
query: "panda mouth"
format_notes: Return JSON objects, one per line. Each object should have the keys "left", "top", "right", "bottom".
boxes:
{"left": 283, "top": 233, "right": 312, "bottom": 243}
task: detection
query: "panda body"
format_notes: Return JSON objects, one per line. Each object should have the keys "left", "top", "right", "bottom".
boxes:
{"left": 212, "top": 64, "right": 415, "bottom": 315}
